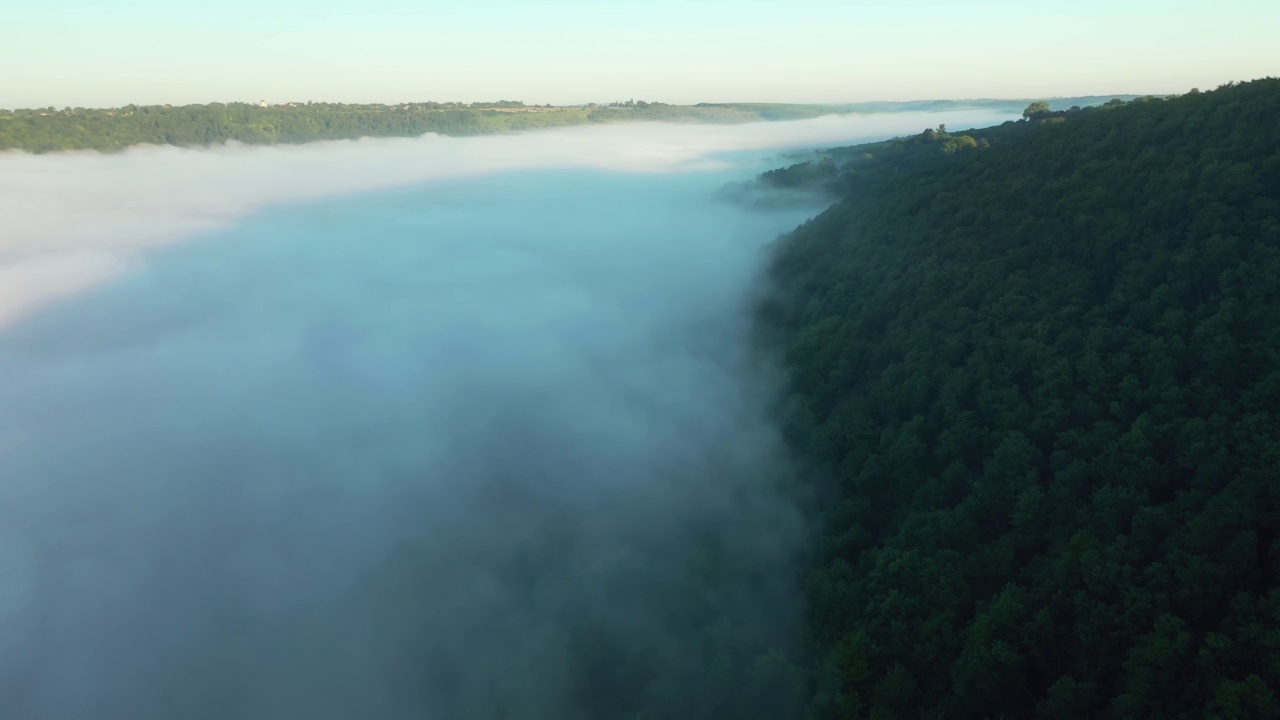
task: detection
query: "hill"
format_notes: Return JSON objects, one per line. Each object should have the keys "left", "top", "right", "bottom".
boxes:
{"left": 758, "top": 78, "right": 1280, "bottom": 719}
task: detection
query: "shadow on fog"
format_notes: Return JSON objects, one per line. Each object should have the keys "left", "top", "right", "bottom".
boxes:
{"left": 0, "top": 110, "right": 1019, "bottom": 719}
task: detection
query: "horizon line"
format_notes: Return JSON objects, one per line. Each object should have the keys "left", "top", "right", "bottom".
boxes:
{"left": 2, "top": 92, "right": 1163, "bottom": 113}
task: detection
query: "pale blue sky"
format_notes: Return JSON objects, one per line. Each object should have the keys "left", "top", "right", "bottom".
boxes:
{"left": 5, "top": 0, "right": 1278, "bottom": 108}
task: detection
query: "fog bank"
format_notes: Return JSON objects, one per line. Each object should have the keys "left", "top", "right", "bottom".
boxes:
{"left": 0, "top": 109, "right": 1012, "bottom": 328}
{"left": 0, "top": 109, "right": 1016, "bottom": 719}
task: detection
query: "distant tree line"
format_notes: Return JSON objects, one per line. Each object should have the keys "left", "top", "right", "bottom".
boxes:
{"left": 0, "top": 101, "right": 602, "bottom": 153}
{"left": 3, "top": 96, "right": 1104, "bottom": 154}
{"left": 0, "top": 99, "right": 869, "bottom": 154}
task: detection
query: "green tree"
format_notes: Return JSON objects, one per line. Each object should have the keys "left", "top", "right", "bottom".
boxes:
{"left": 1022, "top": 101, "right": 1051, "bottom": 119}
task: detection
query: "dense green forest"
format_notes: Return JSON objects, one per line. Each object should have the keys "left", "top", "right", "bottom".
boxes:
{"left": 758, "top": 78, "right": 1280, "bottom": 718}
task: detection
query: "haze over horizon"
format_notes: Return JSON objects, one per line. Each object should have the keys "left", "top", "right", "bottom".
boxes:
{"left": 5, "top": 0, "right": 1277, "bottom": 109}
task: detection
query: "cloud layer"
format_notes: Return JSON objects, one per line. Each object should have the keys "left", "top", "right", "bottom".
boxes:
{"left": 0, "top": 110, "right": 1014, "bottom": 719}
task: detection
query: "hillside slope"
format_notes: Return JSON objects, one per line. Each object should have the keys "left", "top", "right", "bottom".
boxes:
{"left": 759, "top": 79, "right": 1280, "bottom": 719}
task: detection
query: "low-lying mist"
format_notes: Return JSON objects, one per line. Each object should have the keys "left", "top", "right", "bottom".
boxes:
{"left": 0, "top": 109, "right": 1015, "bottom": 719}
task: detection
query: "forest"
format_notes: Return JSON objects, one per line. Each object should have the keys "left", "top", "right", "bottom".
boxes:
{"left": 757, "top": 78, "right": 1280, "bottom": 718}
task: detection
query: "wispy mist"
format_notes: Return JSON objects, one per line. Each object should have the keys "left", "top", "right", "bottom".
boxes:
{"left": 0, "top": 110, "right": 1010, "bottom": 328}
{"left": 0, "top": 110, "right": 1015, "bottom": 719}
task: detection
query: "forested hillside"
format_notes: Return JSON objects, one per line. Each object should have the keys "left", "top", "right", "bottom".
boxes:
{"left": 759, "top": 78, "right": 1280, "bottom": 718}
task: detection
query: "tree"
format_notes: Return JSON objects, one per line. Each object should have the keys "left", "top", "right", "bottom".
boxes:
{"left": 1022, "top": 101, "right": 1051, "bottom": 120}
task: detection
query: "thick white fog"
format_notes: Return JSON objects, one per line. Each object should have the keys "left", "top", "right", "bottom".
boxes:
{"left": 0, "top": 110, "right": 1014, "bottom": 719}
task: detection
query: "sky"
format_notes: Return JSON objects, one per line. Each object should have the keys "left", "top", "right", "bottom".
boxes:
{"left": 4, "top": 0, "right": 1278, "bottom": 108}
